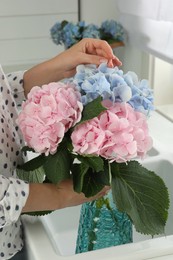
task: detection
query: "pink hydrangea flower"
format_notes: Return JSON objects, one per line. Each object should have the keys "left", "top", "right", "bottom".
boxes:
{"left": 17, "top": 82, "right": 83, "bottom": 155}
{"left": 71, "top": 118, "right": 105, "bottom": 155}
{"left": 71, "top": 101, "right": 153, "bottom": 162}
{"left": 99, "top": 102, "right": 153, "bottom": 162}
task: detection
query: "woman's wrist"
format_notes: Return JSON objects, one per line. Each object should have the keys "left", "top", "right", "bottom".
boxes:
{"left": 22, "top": 183, "right": 62, "bottom": 213}
{"left": 23, "top": 56, "right": 63, "bottom": 96}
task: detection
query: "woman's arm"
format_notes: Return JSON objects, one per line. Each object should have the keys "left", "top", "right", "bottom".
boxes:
{"left": 23, "top": 38, "right": 122, "bottom": 96}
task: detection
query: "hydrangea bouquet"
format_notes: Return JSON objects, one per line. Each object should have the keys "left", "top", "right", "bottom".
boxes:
{"left": 16, "top": 63, "right": 169, "bottom": 237}
{"left": 50, "top": 20, "right": 125, "bottom": 49}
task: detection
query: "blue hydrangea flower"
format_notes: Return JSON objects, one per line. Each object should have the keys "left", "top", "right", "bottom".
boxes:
{"left": 122, "top": 71, "right": 154, "bottom": 113}
{"left": 50, "top": 22, "right": 63, "bottom": 45}
{"left": 101, "top": 20, "right": 125, "bottom": 42}
{"left": 50, "top": 19, "right": 125, "bottom": 49}
{"left": 73, "top": 63, "right": 154, "bottom": 115}
{"left": 82, "top": 24, "right": 100, "bottom": 39}
{"left": 78, "top": 21, "right": 85, "bottom": 28}
{"left": 62, "top": 23, "right": 81, "bottom": 48}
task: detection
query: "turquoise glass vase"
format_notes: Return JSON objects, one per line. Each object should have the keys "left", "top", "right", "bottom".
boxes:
{"left": 75, "top": 191, "right": 132, "bottom": 253}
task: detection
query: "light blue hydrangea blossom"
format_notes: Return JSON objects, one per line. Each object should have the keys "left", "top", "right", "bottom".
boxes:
{"left": 50, "top": 22, "right": 63, "bottom": 45}
{"left": 73, "top": 63, "right": 154, "bottom": 115}
{"left": 101, "top": 20, "right": 125, "bottom": 42}
{"left": 62, "top": 22, "right": 81, "bottom": 49}
{"left": 82, "top": 24, "right": 100, "bottom": 39}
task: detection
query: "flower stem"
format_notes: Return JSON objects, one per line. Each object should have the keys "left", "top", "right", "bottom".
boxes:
{"left": 108, "top": 161, "right": 112, "bottom": 184}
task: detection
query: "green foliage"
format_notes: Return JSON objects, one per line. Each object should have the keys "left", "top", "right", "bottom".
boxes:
{"left": 72, "top": 156, "right": 109, "bottom": 195}
{"left": 22, "top": 210, "right": 52, "bottom": 217}
{"left": 43, "top": 144, "right": 72, "bottom": 184}
{"left": 78, "top": 96, "right": 107, "bottom": 125}
{"left": 75, "top": 155, "right": 104, "bottom": 172}
{"left": 111, "top": 160, "right": 169, "bottom": 236}
{"left": 17, "top": 166, "right": 45, "bottom": 183}
{"left": 73, "top": 166, "right": 109, "bottom": 197}
{"left": 17, "top": 154, "right": 47, "bottom": 171}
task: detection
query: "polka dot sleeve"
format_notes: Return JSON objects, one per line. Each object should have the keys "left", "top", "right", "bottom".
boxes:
{"left": 6, "top": 71, "right": 26, "bottom": 107}
{"left": 0, "top": 175, "right": 29, "bottom": 227}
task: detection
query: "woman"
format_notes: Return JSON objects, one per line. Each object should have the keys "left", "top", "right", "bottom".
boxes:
{"left": 0, "top": 38, "right": 121, "bottom": 259}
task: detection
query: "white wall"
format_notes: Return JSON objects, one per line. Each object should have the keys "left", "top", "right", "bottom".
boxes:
{"left": 0, "top": 0, "right": 78, "bottom": 73}
{"left": 1, "top": 0, "right": 127, "bottom": 73}
{"left": 80, "top": 0, "right": 118, "bottom": 24}
{"left": 152, "top": 57, "right": 173, "bottom": 106}
{"left": 113, "top": 0, "right": 173, "bottom": 110}
{"left": 119, "top": 45, "right": 150, "bottom": 79}
{"left": 80, "top": 0, "right": 150, "bottom": 80}
{"left": 80, "top": 0, "right": 127, "bottom": 73}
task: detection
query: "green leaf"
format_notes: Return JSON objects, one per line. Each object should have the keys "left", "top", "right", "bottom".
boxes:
{"left": 17, "top": 154, "right": 47, "bottom": 171}
{"left": 21, "top": 146, "right": 35, "bottom": 153}
{"left": 80, "top": 96, "right": 107, "bottom": 123}
{"left": 76, "top": 155, "right": 104, "bottom": 172}
{"left": 72, "top": 163, "right": 89, "bottom": 193}
{"left": 23, "top": 210, "right": 52, "bottom": 217}
{"left": 83, "top": 169, "right": 109, "bottom": 197}
{"left": 79, "top": 167, "right": 110, "bottom": 197}
{"left": 43, "top": 147, "right": 72, "bottom": 184}
{"left": 111, "top": 161, "right": 170, "bottom": 236}
{"left": 61, "top": 20, "right": 68, "bottom": 28}
{"left": 72, "top": 161, "right": 110, "bottom": 196}
{"left": 16, "top": 166, "right": 45, "bottom": 183}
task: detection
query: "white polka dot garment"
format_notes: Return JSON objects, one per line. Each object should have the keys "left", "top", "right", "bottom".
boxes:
{"left": 0, "top": 65, "right": 29, "bottom": 259}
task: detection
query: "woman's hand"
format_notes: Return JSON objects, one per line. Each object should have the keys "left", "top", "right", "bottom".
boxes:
{"left": 23, "top": 38, "right": 122, "bottom": 96}
{"left": 56, "top": 179, "right": 110, "bottom": 208}
{"left": 22, "top": 180, "right": 110, "bottom": 213}
{"left": 56, "top": 38, "right": 122, "bottom": 78}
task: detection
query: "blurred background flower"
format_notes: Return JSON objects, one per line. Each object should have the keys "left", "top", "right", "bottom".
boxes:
{"left": 50, "top": 19, "right": 125, "bottom": 49}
